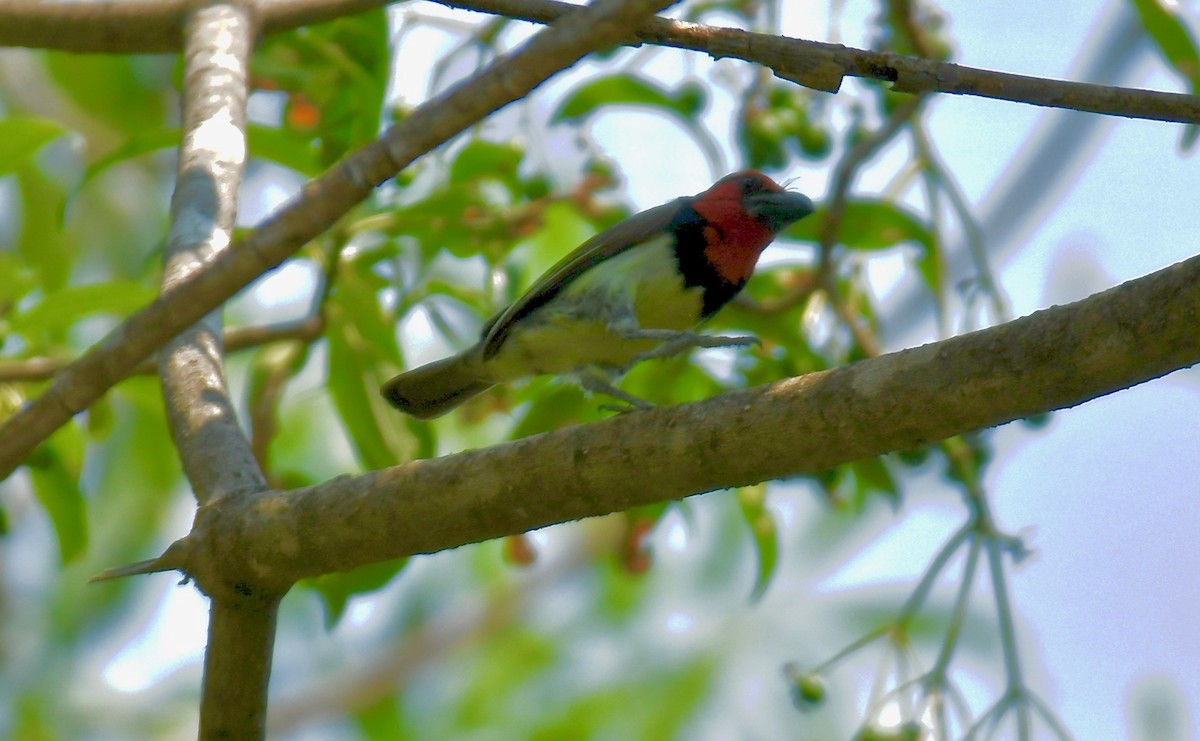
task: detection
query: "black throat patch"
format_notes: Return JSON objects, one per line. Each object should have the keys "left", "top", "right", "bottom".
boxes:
{"left": 670, "top": 204, "right": 745, "bottom": 318}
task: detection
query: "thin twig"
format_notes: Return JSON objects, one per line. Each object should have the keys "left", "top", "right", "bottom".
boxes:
{"left": 0, "top": 318, "right": 325, "bottom": 383}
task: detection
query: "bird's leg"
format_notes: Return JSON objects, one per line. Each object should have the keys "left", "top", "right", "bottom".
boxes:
{"left": 577, "top": 370, "right": 655, "bottom": 413}
{"left": 604, "top": 308, "right": 759, "bottom": 363}
{"left": 619, "top": 328, "right": 758, "bottom": 364}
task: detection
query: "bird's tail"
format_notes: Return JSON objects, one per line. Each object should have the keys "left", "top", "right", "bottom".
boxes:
{"left": 380, "top": 352, "right": 494, "bottom": 420}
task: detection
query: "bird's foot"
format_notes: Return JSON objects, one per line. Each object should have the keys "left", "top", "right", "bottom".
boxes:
{"left": 579, "top": 373, "right": 655, "bottom": 414}
{"left": 618, "top": 330, "right": 760, "bottom": 364}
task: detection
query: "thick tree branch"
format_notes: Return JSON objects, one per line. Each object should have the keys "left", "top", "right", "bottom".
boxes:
{"left": 0, "top": 0, "right": 680, "bottom": 482}
{"left": 159, "top": 6, "right": 277, "bottom": 740}
{"left": 200, "top": 595, "right": 279, "bottom": 740}
{"left": 438, "top": 0, "right": 1200, "bottom": 124}
{"left": 161, "top": 3, "right": 266, "bottom": 507}
{"left": 174, "top": 252, "right": 1200, "bottom": 594}
{"left": 0, "top": 0, "right": 389, "bottom": 53}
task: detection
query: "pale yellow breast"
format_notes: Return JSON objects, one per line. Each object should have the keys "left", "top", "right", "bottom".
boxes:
{"left": 482, "top": 236, "right": 707, "bottom": 379}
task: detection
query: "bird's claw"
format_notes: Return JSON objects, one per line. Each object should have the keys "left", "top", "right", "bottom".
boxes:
{"left": 578, "top": 372, "right": 655, "bottom": 413}
{"left": 626, "top": 332, "right": 761, "bottom": 364}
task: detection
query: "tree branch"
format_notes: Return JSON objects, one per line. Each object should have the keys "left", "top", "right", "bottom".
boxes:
{"left": 0, "top": 318, "right": 326, "bottom": 383}
{"left": 161, "top": 1, "right": 266, "bottom": 507}
{"left": 437, "top": 0, "right": 1200, "bottom": 124}
{"left": 159, "top": 6, "right": 278, "bottom": 740}
{"left": 0, "top": 0, "right": 390, "bottom": 53}
{"left": 3, "top": 0, "right": 1196, "bottom": 126}
{"left": 177, "top": 252, "right": 1200, "bottom": 593}
{"left": 0, "top": 0, "right": 682, "bottom": 482}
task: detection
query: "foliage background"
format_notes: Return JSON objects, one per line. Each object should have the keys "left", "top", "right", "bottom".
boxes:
{"left": 1, "top": 0, "right": 1198, "bottom": 738}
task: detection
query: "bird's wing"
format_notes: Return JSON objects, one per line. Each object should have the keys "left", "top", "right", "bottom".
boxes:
{"left": 479, "top": 199, "right": 685, "bottom": 359}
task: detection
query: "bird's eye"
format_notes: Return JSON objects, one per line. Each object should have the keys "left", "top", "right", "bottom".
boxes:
{"left": 740, "top": 176, "right": 763, "bottom": 193}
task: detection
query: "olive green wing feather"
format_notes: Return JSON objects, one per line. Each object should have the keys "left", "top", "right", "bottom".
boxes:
{"left": 479, "top": 198, "right": 684, "bottom": 359}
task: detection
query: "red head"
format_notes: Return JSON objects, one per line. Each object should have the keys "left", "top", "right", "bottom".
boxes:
{"left": 689, "top": 170, "right": 814, "bottom": 285}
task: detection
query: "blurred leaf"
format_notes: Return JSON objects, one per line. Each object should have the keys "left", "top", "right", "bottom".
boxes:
{"left": 270, "top": 393, "right": 361, "bottom": 485}
{"left": 553, "top": 75, "right": 706, "bottom": 123}
{"left": 529, "top": 658, "right": 715, "bottom": 740}
{"left": 83, "top": 128, "right": 178, "bottom": 183}
{"left": 254, "top": 10, "right": 390, "bottom": 165}
{"left": 507, "top": 201, "right": 595, "bottom": 292}
{"left": 915, "top": 227, "right": 945, "bottom": 310}
{"left": 553, "top": 75, "right": 721, "bottom": 170}
{"left": 325, "top": 268, "right": 416, "bottom": 470}
{"left": 390, "top": 183, "right": 493, "bottom": 260}
{"left": 449, "top": 139, "right": 524, "bottom": 188}
{"left": 10, "top": 281, "right": 156, "bottom": 336}
{"left": 303, "top": 557, "right": 408, "bottom": 628}
{"left": 456, "top": 630, "right": 557, "bottom": 731}
{"left": 27, "top": 424, "right": 88, "bottom": 564}
{"left": 1130, "top": 0, "right": 1200, "bottom": 148}
{"left": 851, "top": 457, "right": 899, "bottom": 510}
{"left": 45, "top": 53, "right": 173, "bottom": 134}
{"left": 510, "top": 383, "right": 590, "bottom": 437}
{"left": 737, "top": 484, "right": 778, "bottom": 601}
{"left": 52, "top": 379, "right": 180, "bottom": 635}
{"left": 786, "top": 199, "right": 933, "bottom": 252}
{"left": 0, "top": 117, "right": 69, "bottom": 176}
{"left": 354, "top": 696, "right": 415, "bottom": 741}
{"left": 1131, "top": 0, "right": 1200, "bottom": 88}
{"left": 327, "top": 312, "right": 400, "bottom": 471}
{"left": 17, "top": 167, "right": 74, "bottom": 293}
{"left": 0, "top": 252, "right": 37, "bottom": 309}
{"left": 248, "top": 123, "right": 322, "bottom": 176}
{"left": 14, "top": 693, "right": 58, "bottom": 741}
{"left": 339, "top": 258, "right": 403, "bottom": 363}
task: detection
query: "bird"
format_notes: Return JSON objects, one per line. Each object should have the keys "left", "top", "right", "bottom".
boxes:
{"left": 382, "top": 169, "right": 815, "bottom": 419}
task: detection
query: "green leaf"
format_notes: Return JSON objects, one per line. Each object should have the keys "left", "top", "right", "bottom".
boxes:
{"left": 248, "top": 124, "right": 321, "bottom": 176}
{"left": 10, "top": 281, "right": 157, "bottom": 336}
{"left": 915, "top": 225, "right": 945, "bottom": 309}
{"left": 1131, "top": 0, "right": 1200, "bottom": 89}
{"left": 737, "top": 484, "right": 778, "bottom": 602}
{"left": 354, "top": 696, "right": 414, "bottom": 741}
{"left": 510, "top": 383, "right": 591, "bottom": 437}
{"left": 786, "top": 199, "right": 934, "bottom": 252}
{"left": 529, "top": 658, "right": 715, "bottom": 740}
{"left": 27, "top": 424, "right": 88, "bottom": 564}
{"left": 17, "top": 167, "right": 74, "bottom": 293}
{"left": 507, "top": 201, "right": 595, "bottom": 292}
{"left": 324, "top": 277, "right": 416, "bottom": 471}
{"left": 326, "top": 316, "right": 398, "bottom": 471}
{"left": 851, "top": 457, "right": 900, "bottom": 510}
{"left": 254, "top": 9, "right": 391, "bottom": 165}
{"left": 0, "top": 252, "right": 37, "bottom": 308}
{"left": 552, "top": 75, "right": 707, "bottom": 124}
{"left": 45, "top": 54, "right": 173, "bottom": 135}
{"left": 302, "top": 557, "right": 408, "bottom": 628}
{"left": 1130, "top": 0, "right": 1200, "bottom": 148}
{"left": 456, "top": 630, "right": 558, "bottom": 731}
{"left": 84, "top": 128, "right": 179, "bottom": 184}
{"left": 0, "top": 117, "right": 69, "bottom": 176}
{"left": 552, "top": 75, "right": 725, "bottom": 170}
{"left": 449, "top": 139, "right": 524, "bottom": 188}
{"left": 338, "top": 258, "right": 403, "bottom": 364}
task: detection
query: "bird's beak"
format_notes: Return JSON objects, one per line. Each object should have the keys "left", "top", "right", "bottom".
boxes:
{"left": 746, "top": 190, "right": 815, "bottom": 231}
